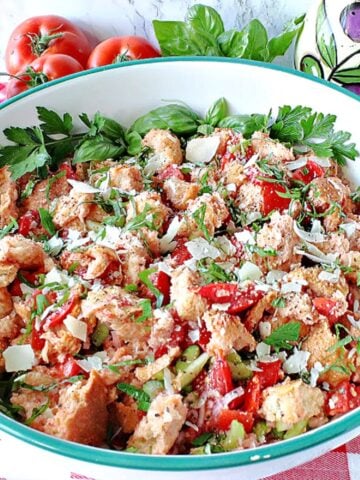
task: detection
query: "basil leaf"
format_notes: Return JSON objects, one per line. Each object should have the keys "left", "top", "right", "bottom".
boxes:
{"left": 125, "top": 131, "right": 143, "bottom": 155}
{"left": 73, "top": 137, "right": 125, "bottom": 164}
{"left": 117, "top": 383, "right": 151, "bottom": 412}
{"left": 25, "top": 399, "right": 50, "bottom": 426}
{"left": 186, "top": 4, "right": 224, "bottom": 39}
{"left": 204, "top": 97, "right": 228, "bottom": 127}
{"left": 197, "top": 124, "right": 214, "bottom": 135}
{"left": 266, "top": 15, "right": 305, "bottom": 62}
{"left": 152, "top": 21, "right": 201, "bottom": 56}
{"left": 218, "top": 113, "right": 269, "bottom": 137}
{"left": 217, "top": 29, "right": 247, "bottom": 57}
{"left": 219, "top": 20, "right": 268, "bottom": 60}
{"left": 39, "top": 208, "right": 56, "bottom": 236}
{"left": 130, "top": 104, "right": 200, "bottom": 136}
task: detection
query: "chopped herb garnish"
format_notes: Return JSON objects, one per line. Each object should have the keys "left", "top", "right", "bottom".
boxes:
{"left": 39, "top": 208, "right": 56, "bottom": 236}
{"left": 272, "top": 297, "right": 286, "bottom": 308}
{"left": 117, "top": 383, "right": 151, "bottom": 412}
{"left": 125, "top": 204, "right": 157, "bottom": 232}
{"left": 246, "top": 244, "right": 278, "bottom": 257}
{"left": 45, "top": 170, "right": 65, "bottom": 201}
{"left": 136, "top": 298, "right": 153, "bottom": 323}
{"left": 25, "top": 399, "right": 50, "bottom": 425}
{"left": 124, "top": 283, "right": 138, "bottom": 293}
{"left": 264, "top": 321, "right": 301, "bottom": 350}
{"left": 35, "top": 294, "right": 49, "bottom": 316}
{"left": 350, "top": 187, "right": 360, "bottom": 203}
{"left": 68, "top": 261, "right": 80, "bottom": 274}
{"left": 198, "top": 260, "right": 234, "bottom": 283}
{"left": 20, "top": 178, "right": 37, "bottom": 200}
{"left": 138, "top": 268, "right": 163, "bottom": 308}
{"left": 192, "top": 432, "right": 214, "bottom": 447}
{"left": 107, "top": 359, "right": 144, "bottom": 373}
{"left": 0, "top": 217, "right": 18, "bottom": 240}
{"left": 192, "top": 204, "right": 211, "bottom": 241}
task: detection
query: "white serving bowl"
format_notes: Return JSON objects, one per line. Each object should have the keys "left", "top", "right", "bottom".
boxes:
{"left": 0, "top": 58, "right": 359, "bottom": 480}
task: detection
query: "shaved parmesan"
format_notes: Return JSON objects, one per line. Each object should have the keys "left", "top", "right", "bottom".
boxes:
{"left": 234, "top": 230, "right": 255, "bottom": 245}
{"left": 45, "top": 235, "right": 64, "bottom": 255}
{"left": 185, "top": 237, "right": 220, "bottom": 260}
{"left": 160, "top": 216, "right": 181, "bottom": 253}
{"left": 283, "top": 348, "right": 309, "bottom": 374}
{"left": 90, "top": 225, "right": 122, "bottom": 248}
{"left": 266, "top": 270, "right": 286, "bottom": 284}
{"left": 285, "top": 157, "right": 308, "bottom": 171}
{"left": 76, "top": 352, "right": 108, "bottom": 372}
{"left": 309, "top": 361, "right": 324, "bottom": 387}
{"left": 143, "top": 154, "right": 164, "bottom": 176}
{"left": 318, "top": 269, "right": 340, "bottom": 283}
{"left": 226, "top": 183, "right": 237, "bottom": 192}
{"left": 294, "top": 222, "right": 325, "bottom": 243}
{"left": 311, "top": 157, "right": 331, "bottom": 167}
{"left": 295, "top": 241, "right": 338, "bottom": 265}
{"left": 188, "top": 329, "right": 200, "bottom": 343}
{"left": 256, "top": 342, "right": 271, "bottom": 358}
{"left": 347, "top": 315, "right": 360, "bottom": 330}
{"left": 259, "top": 321, "right": 272, "bottom": 338}
{"left": 3, "top": 345, "right": 35, "bottom": 372}
{"left": 340, "top": 222, "right": 359, "bottom": 238}
{"left": 68, "top": 179, "right": 100, "bottom": 193}
{"left": 64, "top": 315, "right": 87, "bottom": 342}
{"left": 244, "top": 211, "right": 262, "bottom": 226}
{"left": 66, "top": 229, "right": 90, "bottom": 250}
{"left": 236, "top": 261, "right": 262, "bottom": 282}
{"left": 185, "top": 136, "right": 220, "bottom": 164}
{"left": 163, "top": 367, "right": 174, "bottom": 394}
{"left": 214, "top": 236, "right": 236, "bottom": 257}
{"left": 281, "top": 280, "right": 307, "bottom": 294}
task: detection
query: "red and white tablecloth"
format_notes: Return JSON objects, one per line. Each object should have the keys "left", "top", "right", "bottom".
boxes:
{"left": 263, "top": 436, "right": 360, "bottom": 480}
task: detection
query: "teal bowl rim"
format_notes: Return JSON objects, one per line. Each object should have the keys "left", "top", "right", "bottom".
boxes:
{"left": 0, "top": 57, "right": 359, "bottom": 471}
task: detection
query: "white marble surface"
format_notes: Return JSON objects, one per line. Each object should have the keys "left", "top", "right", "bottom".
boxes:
{"left": 0, "top": 0, "right": 313, "bottom": 71}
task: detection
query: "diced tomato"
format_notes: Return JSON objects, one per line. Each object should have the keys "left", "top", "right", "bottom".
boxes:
{"left": 208, "top": 357, "right": 234, "bottom": 396}
{"left": 31, "top": 327, "right": 45, "bottom": 351}
{"left": 261, "top": 182, "right": 291, "bottom": 215}
{"left": 59, "top": 163, "right": 77, "bottom": 180}
{"left": 257, "top": 359, "right": 282, "bottom": 388}
{"left": 198, "top": 282, "right": 264, "bottom": 315}
{"left": 325, "top": 381, "right": 350, "bottom": 416}
{"left": 100, "top": 260, "right": 122, "bottom": 285}
{"left": 151, "top": 271, "right": 171, "bottom": 306}
{"left": 216, "top": 409, "right": 254, "bottom": 434}
{"left": 157, "top": 165, "right": 185, "bottom": 181}
{"left": 245, "top": 146, "right": 255, "bottom": 160}
{"left": 349, "top": 384, "right": 360, "bottom": 410}
{"left": 198, "top": 321, "right": 211, "bottom": 350}
{"left": 219, "top": 133, "right": 244, "bottom": 169}
{"left": 154, "top": 345, "right": 167, "bottom": 359}
{"left": 154, "top": 312, "right": 189, "bottom": 358}
{"left": 54, "top": 355, "right": 85, "bottom": 379}
{"left": 171, "top": 239, "right": 192, "bottom": 266}
{"left": 243, "top": 375, "right": 261, "bottom": 414}
{"left": 292, "top": 160, "right": 325, "bottom": 184}
{"left": 192, "top": 369, "right": 207, "bottom": 394}
{"left": 313, "top": 297, "right": 340, "bottom": 324}
{"left": 8, "top": 278, "right": 22, "bottom": 296}
{"left": 18, "top": 210, "right": 40, "bottom": 236}
{"left": 43, "top": 295, "right": 78, "bottom": 329}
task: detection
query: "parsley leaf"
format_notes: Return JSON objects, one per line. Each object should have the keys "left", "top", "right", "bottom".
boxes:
{"left": 270, "top": 106, "right": 358, "bottom": 165}
{"left": 117, "top": 383, "right": 151, "bottom": 412}
{"left": 271, "top": 297, "right": 286, "bottom": 308}
{"left": 0, "top": 217, "right": 18, "bottom": 239}
{"left": 264, "top": 322, "right": 301, "bottom": 350}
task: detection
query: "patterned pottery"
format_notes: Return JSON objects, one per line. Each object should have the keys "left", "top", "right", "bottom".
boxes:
{"left": 295, "top": 0, "right": 360, "bottom": 94}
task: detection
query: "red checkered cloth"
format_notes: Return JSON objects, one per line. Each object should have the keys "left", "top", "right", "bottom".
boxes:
{"left": 262, "top": 437, "right": 360, "bottom": 480}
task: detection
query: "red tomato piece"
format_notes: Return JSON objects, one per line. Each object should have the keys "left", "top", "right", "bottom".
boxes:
{"left": 171, "top": 239, "right": 192, "bottom": 266}
{"left": 100, "top": 260, "right": 122, "bottom": 286}
{"left": 257, "top": 359, "right": 282, "bottom": 388}
{"left": 216, "top": 410, "right": 254, "bottom": 434}
{"left": 31, "top": 327, "right": 45, "bottom": 351}
{"left": 325, "top": 381, "right": 351, "bottom": 416}
{"left": 292, "top": 160, "right": 325, "bottom": 184}
{"left": 349, "top": 384, "right": 360, "bottom": 410}
{"left": 59, "top": 163, "right": 77, "bottom": 180}
{"left": 18, "top": 210, "right": 40, "bottom": 236}
{"left": 192, "top": 369, "right": 208, "bottom": 395}
{"left": 261, "top": 182, "right": 291, "bottom": 216}
{"left": 6, "top": 54, "right": 84, "bottom": 98}
{"left": 198, "top": 282, "right": 264, "bottom": 315}
{"left": 208, "top": 357, "right": 234, "bottom": 396}
{"left": 157, "top": 165, "right": 185, "bottom": 181}
{"left": 5, "top": 15, "right": 92, "bottom": 74}
{"left": 313, "top": 297, "right": 341, "bottom": 324}
{"left": 154, "top": 312, "right": 189, "bottom": 358}
{"left": 243, "top": 375, "right": 261, "bottom": 414}
{"left": 198, "top": 322, "right": 212, "bottom": 350}
{"left": 87, "top": 36, "right": 160, "bottom": 68}
{"left": 43, "top": 295, "right": 78, "bottom": 329}
{"left": 151, "top": 271, "right": 171, "bottom": 306}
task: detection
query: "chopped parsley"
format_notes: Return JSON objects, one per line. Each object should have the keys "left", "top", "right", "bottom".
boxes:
{"left": 117, "top": 383, "right": 151, "bottom": 412}
{"left": 264, "top": 322, "right": 301, "bottom": 350}
{"left": 192, "top": 204, "right": 211, "bottom": 241}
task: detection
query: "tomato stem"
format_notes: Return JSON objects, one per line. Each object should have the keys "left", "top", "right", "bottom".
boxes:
{"left": 0, "top": 71, "right": 27, "bottom": 83}
{"left": 27, "top": 32, "right": 64, "bottom": 57}
{"left": 113, "top": 50, "right": 132, "bottom": 63}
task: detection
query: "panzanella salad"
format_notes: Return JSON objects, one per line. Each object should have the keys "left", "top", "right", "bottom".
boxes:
{"left": 0, "top": 99, "right": 359, "bottom": 455}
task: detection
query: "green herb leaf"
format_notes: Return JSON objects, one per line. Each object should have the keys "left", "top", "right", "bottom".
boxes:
{"left": 198, "top": 260, "right": 233, "bottom": 283}
{"left": 218, "top": 113, "right": 269, "bottom": 137}
{"left": 271, "top": 297, "right": 286, "bottom": 308}
{"left": 130, "top": 104, "right": 200, "bottom": 136}
{"left": 124, "top": 204, "right": 157, "bottom": 232}
{"left": 107, "top": 359, "right": 144, "bottom": 373}
{"left": 91, "top": 322, "right": 109, "bottom": 347}
{"left": 45, "top": 170, "right": 65, "bottom": 201}
{"left": 204, "top": 97, "right": 228, "bottom": 127}
{"left": 20, "top": 178, "right": 37, "bottom": 200}
{"left": 187, "top": 4, "right": 224, "bottom": 39}
{"left": 39, "top": 208, "right": 56, "bottom": 236}
{"left": 125, "top": 131, "right": 143, "bottom": 155}
{"left": 117, "top": 383, "right": 151, "bottom": 412}
{"left": 37, "top": 107, "right": 73, "bottom": 135}
{"left": 192, "top": 204, "right": 211, "bottom": 241}
{"left": 138, "top": 268, "right": 163, "bottom": 308}
{"left": 0, "top": 217, "right": 18, "bottom": 239}
{"left": 266, "top": 15, "right": 305, "bottom": 62}
{"left": 264, "top": 322, "right": 301, "bottom": 350}
{"left": 192, "top": 432, "right": 214, "bottom": 447}
{"left": 73, "top": 137, "right": 125, "bottom": 164}
{"left": 136, "top": 299, "right": 153, "bottom": 323}
{"left": 35, "top": 294, "right": 49, "bottom": 316}
{"left": 246, "top": 243, "right": 278, "bottom": 258}
{"left": 25, "top": 399, "right": 50, "bottom": 425}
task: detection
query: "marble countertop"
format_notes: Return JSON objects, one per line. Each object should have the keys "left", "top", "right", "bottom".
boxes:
{"left": 0, "top": 0, "right": 313, "bottom": 71}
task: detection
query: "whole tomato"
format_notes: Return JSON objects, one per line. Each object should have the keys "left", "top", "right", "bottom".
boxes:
{"left": 5, "top": 15, "right": 92, "bottom": 74}
{"left": 87, "top": 36, "right": 160, "bottom": 68}
{"left": 6, "top": 54, "right": 83, "bottom": 98}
